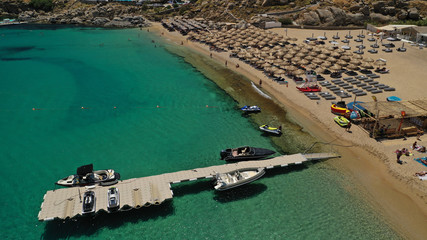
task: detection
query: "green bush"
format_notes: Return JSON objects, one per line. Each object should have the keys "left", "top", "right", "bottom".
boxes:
{"left": 391, "top": 19, "right": 427, "bottom": 26}
{"left": 29, "top": 0, "right": 53, "bottom": 12}
{"left": 278, "top": 17, "right": 293, "bottom": 25}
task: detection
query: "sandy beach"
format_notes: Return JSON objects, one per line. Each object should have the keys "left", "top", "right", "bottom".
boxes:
{"left": 149, "top": 23, "right": 427, "bottom": 239}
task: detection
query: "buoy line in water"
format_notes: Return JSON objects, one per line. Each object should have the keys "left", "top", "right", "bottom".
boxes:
{"left": 251, "top": 82, "right": 271, "bottom": 99}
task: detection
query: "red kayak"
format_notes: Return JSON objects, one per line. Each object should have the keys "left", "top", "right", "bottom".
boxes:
{"left": 296, "top": 86, "right": 322, "bottom": 92}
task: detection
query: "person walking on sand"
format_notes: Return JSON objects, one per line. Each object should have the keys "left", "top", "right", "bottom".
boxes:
{"left": 417, "top": 129, "right": 422, "bottom": 141}
{"left": 259, "top": 79, "right": 262, "bottom": 87}
{"left": 225, "top": 60, "right": 227, "bottom": 66}
{"left": 210, "top": 53, "right": 212, "bottom": 58}
{"left": 346, "top": 122, "right": 352, "bottom": 132}
{"left": 395, "top": 149, "right": 403, "bottom": 164}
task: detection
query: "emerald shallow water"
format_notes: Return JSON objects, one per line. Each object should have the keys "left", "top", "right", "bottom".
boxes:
{"left": 0, "top": 25, "right": 401, "bottom": 239}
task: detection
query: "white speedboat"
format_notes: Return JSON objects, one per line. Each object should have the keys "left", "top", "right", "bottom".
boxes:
{"left": 56, "top": 164, "right": 120, "bottom": 187}
{"left": 259, "top": 124, "right": 282, "bottom": 135}
{"left": 107, "top": 187, "right": 120, "bottom": 212}
{"left": 214, "top": 168, "right": 265, "bottom": 191}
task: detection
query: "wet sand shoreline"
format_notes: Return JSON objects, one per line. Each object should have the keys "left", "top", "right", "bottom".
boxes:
{"left": 148, "top": 23, "right": 427, "bottom": 239}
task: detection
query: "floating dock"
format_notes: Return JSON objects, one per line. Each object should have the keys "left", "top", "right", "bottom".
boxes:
{"left": 38, "top": 153, "right": 339, "bottom": 221}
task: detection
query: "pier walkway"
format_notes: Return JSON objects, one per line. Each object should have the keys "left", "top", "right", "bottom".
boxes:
{"left": 38, "top": 153, "right": 339, "bottom": 221}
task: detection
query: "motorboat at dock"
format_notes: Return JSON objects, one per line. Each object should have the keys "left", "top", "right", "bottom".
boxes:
{"left": 56, "top": 164, "right": 120, "bottom": 187}
{"left": 214, "top": 167, "right": 265, "bottom": 191}
{"left": 107, "top": 187, "right": 120, "bottom": 212}
{"left": 82, "top": 190, "right": 96, "bottom": 215}
{"left": 220, "top": 146, "right": 275, "bottom": 161}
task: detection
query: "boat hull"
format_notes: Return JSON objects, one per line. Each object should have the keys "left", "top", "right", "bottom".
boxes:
{"left": 214, "top": 168, "right": 265, "bottom": 191}
{"left": 220, "top": 146, "right": 275, "bottom": 161}
{"left": 56, "top": 170, "right": 120, "bottom": 187}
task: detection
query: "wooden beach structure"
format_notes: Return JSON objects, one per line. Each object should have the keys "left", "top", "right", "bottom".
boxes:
{"left": 38, "top": 153, "right": 339, "bottom": 221}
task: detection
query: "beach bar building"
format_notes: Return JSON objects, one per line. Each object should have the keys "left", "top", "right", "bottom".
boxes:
{"left": 357, "top": 100, "right": 427, "bottom": 139}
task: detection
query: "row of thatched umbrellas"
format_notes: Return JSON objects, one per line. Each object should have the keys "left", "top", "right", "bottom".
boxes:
{"left": 187, "top": 26, "right": 386, "bottom": 76}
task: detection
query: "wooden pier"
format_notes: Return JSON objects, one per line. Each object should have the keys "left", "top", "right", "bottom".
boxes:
{"left": 38, "top": 153, "right": 339, "bottom": 221}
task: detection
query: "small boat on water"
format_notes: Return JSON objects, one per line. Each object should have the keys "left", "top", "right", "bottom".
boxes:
{"left": 220, "top": 146, "right": 275, "bottom": 161}
{"left": 241, "top": 105, "right": 261, "bottom": 112}
{"left": 82, "top": 191, "right": 96, "bottom": 215}
{"left": 214, "top": 168, "right": 265, "bottom": 191}
{"left": 56, "top": 164, "right": 120, "bottom": 187}
{"left": 107, "top": 187, "right": 120, "bottom": 212}
{"left": 259, "top": 124, "right": 282, "bottom": 135}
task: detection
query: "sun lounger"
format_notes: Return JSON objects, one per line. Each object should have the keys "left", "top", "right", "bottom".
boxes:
{"left": 319, "top": 81, "right": 331, "bottom": 86}
{"left": 358, "top": 76, "right": 368, "bottom": 80}
{"left": 384, "top": 87, "right": 395, "bottom": 91}
{"left": 355, "top": 92, "right": 367, "bottom": 96}
{"left": 366, "top": 87, "right": 377, "bottom": 92}
{"left": 325, "top": 96, "right": 337, "bottom": 100}
{"left": 363, "top": 78, "right": 373, "bottom": 83}
{"left": 371, "top": 89, "right": 383, "bottom": 94}
{"left": 362, "top": 85, "right": 372, "bottom": 89}
{"left": 356, "top": 82, "right": 366, "bottom": 87}
{"left": 331, "top": 79, "right": 342, "bottom": 83}
{"left": 355, "top": 75, "right": 366, "bottom": 79}
{"left": 327, "top": 86, "right": 340, "bottom": 91}
{"left": 369, "top": 81, "right": 379, "bottom": 85}
{"left": 343, "top": 77, "right": 354, "bottom": 81}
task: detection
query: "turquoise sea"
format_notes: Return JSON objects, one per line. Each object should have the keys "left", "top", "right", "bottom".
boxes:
{"left": 0, "top": 25, "right": 401, "bottom": 239}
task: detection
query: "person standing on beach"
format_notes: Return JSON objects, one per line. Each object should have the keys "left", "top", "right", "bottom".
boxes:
{"left": 396, "top": 149, "right": 403, "bottom": 164}
{"left": 210, "top": 53, "right": 212, "bottom": 58}
{"left": 346, "top": 122, "right": 352, "bottom": 132}
{"left": 259, "top": 79, "right": 262, "bottom": 87}
{"left": 417, "top": 129, "right": 422, "bottom": 141}
{"left": 225, "top": 60, "right": 227, "bottom": 66}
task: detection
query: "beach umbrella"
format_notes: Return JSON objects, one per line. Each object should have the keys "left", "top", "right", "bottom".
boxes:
{"left": 275, "top": 51, "right": 285, "bottom": 57}
{"left": 308, "top": 51, "right": 318, "bottom": 57}
{"left": 363, "top": 57, "right": 374, "bottom": 63}
{"left": 321, "top": 49, "right": 331, "bottom": 55}
{"left": 293, "top": 69, "right": 305, "bottom": 76}
{"left": 347, "top": 101, "right": 366, "bottom": 111}
{"left": 273, "top": 45, "right": 282, "bottom": 50}
{"left": 318, "top": 54, "right": 328, "bottom": 60}
{"left": 330, "top": 52, "right": 340, "bottom": 58}
{"left": 374, "top": 60, "right": 386, "bottom": 66}
{"left": 313, "top": 58, "right": 323, "bottom": 64}
{"left": 261, "top": 62, "right": 272, "bottom": 69}
{"left": 349, "top": 59, "right": 361, "bottom": 65}
{"left": 313, "top": 47, "right": 322, "bottom": 53}
{"left": 256, "top": 59, "right": 265, "bottom": 65}
{"left": 273, "top": 59, "right": 283, "bottom": 65}
{"left": 305, "top": 55, "right": 315, "bottom": 61}
{"left": 321, "top": 61, "right": 332, "bottom": 67}
{"left": 231, "top": 49, "right": 240, "bottom": 54}
{"left": 361, "top": 62, "right": 374, "bottom": 69}
{"left": 330, "top": 64, "right": 342, "bottom": 71}
{"left": 346, "top": 64, "right": 358, "bottom": 70}
{"left": 337, "top": 60, "right": 348, "bottom": 66}
{"left": 353, "top": 54, "right": 363, "bottom": 59}
{"left": 269, "top": 66, "right": 279, "bottom": 73}
{"left": 335, "top": 48, "right": 345, "bottom": 53}
{"left": 291, "top": 57, "right": 302, "bottom": 63}
{"left": 305, "top": 45, "right": 314, "bottom": 50}
{"left": 299, "top": 59, "right": 310, "bottom": 65}
{"left": 266, "top": 55, "right": 276, "bottom": 60}
{"left": 306, "top": 64, "right": 317, "bottom": 70}
{"left": 274, "top": 69, "right": 286, "bottom": 75}
{"left": 290, "top": 37, "right": 298, "bottom": 42}
{"left": 280, "top": 61, "right": 291, "bottom": 68}
{"left": 296, "top": 52, "right": 306, "bottom": 58}
{"left": 287, "top": 65, "right": 298, "bottom": 71}
{"left": 340, "top": 55, "right": 351, "bottom": 62}
{"left": 342, "top": 51, "right": 353, "bottom": 56}
{"left": 326, "top": 46, "right": 335, "bottom": 51}
{"left": 326, "top": 57, "right": 337, "bottom": 63}
{"left": 250, "top": 57, "right": 259, "bottom": 63}
{"left": 284, "top": 53, "right": 293, "bottom": 59}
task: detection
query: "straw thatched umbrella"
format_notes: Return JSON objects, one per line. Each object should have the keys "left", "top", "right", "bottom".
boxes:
{"left": 340, "top": 55, "right": 351, "bottom": 62}
{"left": 326, "top": 56, "right": 337, "bottom": 63}
{"left": 364, "top": 57, "right": 375, "bottom": 63}
{"left": 326, "top": 46, "right": 335, "bottom": 51}
{"left": 342, "top": 51, "right": 353, "bottom": 56}
{"left": 273, "top": 59, "right": 283, "bottom": 65}
{"left": 318, "top": 67, "right": 327, "bottom": 74}
{"left": 337, "top": 60, "right": 348, "bottom": 66}
{"left": 349, "top": 59, "right": 361, "bottom": 65}
{"left": 313, "top": 58, "right": 323, "bottom": 64}
{"left": 250, "top": 57, "right": 259, "bottom": 63}
{"left": 294, "top": 69, "right": 305, "bottom": 76}
{"left": 289, "top": 37, "right": 298, "bottom": 42}
{"left": 280, "top": 61, "right": 291, "bottom": 68}
{"left": 296, "top": 52, "right": 306, "bottom": 58}
{"left": 275, "top": 51, "right": 285, "bottom": 57}
{"left": 299, "top": 59, "right": 310, "bottom": 65}
{"left": 274, "top": 69, "right": 286, "bottom": 75}
{"left": 261, "top": 62, "right": 272, "bottom": 68}
{"left": 346, "top": 64, "right": 358, "bottom": 70}
{"left": 305, "top": 55, "right": 315, "bottom": 61}
{"left": 331, "top": 52, "right": 341, "bottom": 58}
{"left": 256, "top": 59, "right": 265, "bottom": 65}
{"left": 321, "top": 49, "right": 331, "bottom": 55}
{"left": 306, "top": 64, "right": 317, "bottom": 70}
{"left": 353, "top": 54, "right": 363, "bottom": 59}
{"left": 309, "top": 51, "right": 318, "bottom": 57}
{"left": 374, "top": 60, "right": 386, "bottom": 66}
{"left": 321, "top": 61, "right": 332, "bottom": 68}
{"left": 330, "top": 64, "right": 342, "bottom": 71}
{"left": 361, "top": 62, "right": 374, "bottom": 69}
{"left": 287, "top": 65, "right": 298, "bottom": 71}
{"left": 318, "top": 54, "right": 328, "bottom": 60}
{"left": 291, "top": 57, "right": 302, "bottom": 63}
{"left": 284, "top": 53, "right": 293, "bottom": 59}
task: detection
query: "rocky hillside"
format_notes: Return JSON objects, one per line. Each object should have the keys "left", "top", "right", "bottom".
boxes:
{"left": 1, "top": 0, "right": 426, "bottom": 27}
